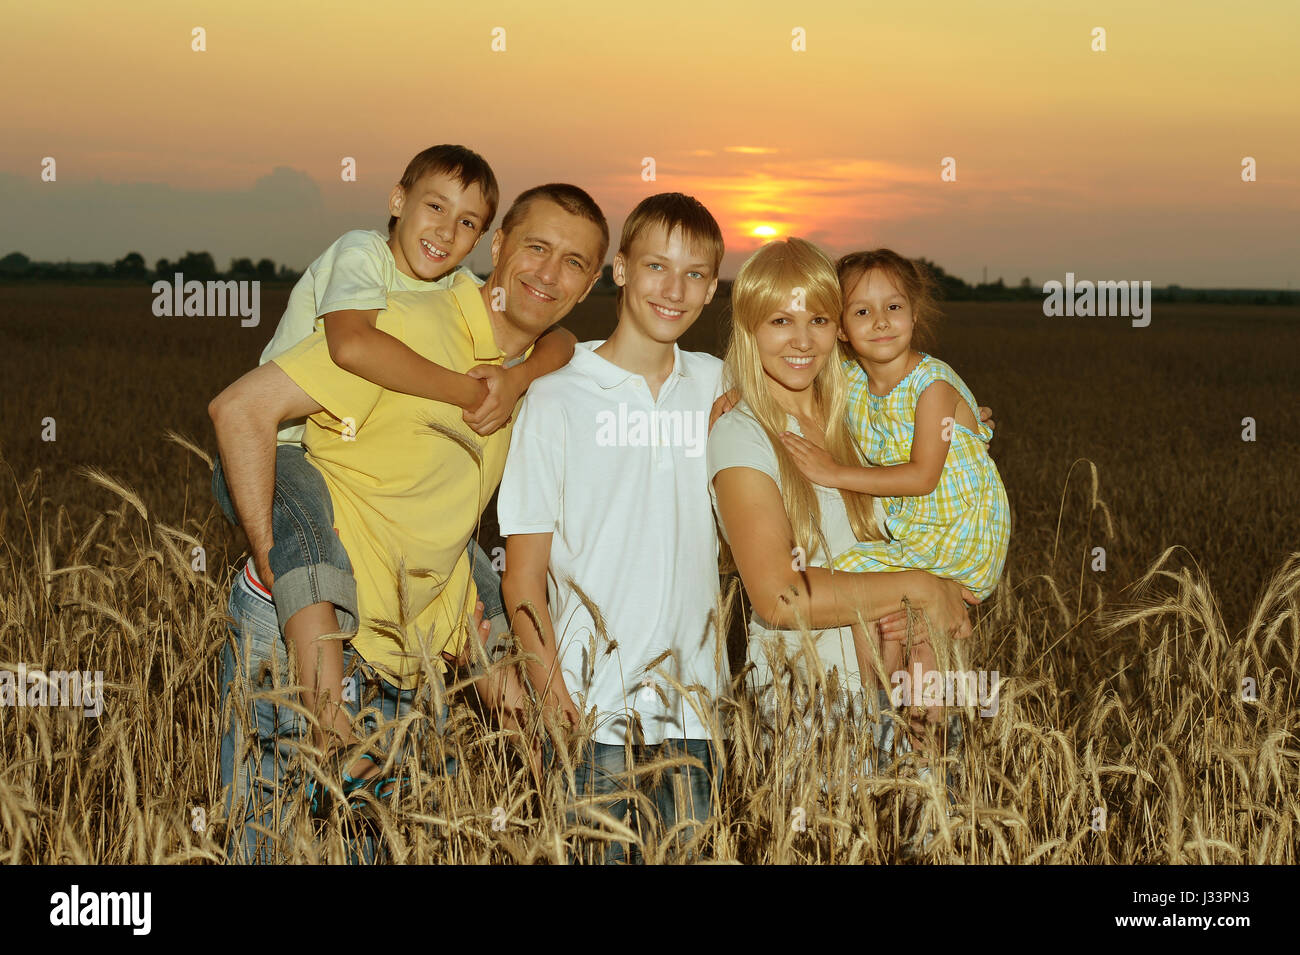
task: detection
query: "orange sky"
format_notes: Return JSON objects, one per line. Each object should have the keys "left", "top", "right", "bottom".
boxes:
{"left": 2, "top": 0, "right": 1297, "bottom": 284}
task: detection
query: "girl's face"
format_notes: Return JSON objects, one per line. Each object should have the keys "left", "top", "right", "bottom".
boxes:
{"left": 752, "top": 299, "right": 839, "bottom": 400}
{"left": 839, "top": 267, "right": 915, "bottom": 365}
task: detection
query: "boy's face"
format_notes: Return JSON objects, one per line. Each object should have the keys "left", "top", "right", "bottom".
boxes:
{"left": 388, "top": 171, "right": 491, "bottom": 281}
{"left": 488, "top": 198, "right": 604, "bottom": 338}
{"left": 612, "top": 224, "right": 718, "bottom": 345}
{"left": 754, "top": 301, "right": 839, "bottom": 400}
{"left": 839, "top": 267, "right": 915, "bottom": 365}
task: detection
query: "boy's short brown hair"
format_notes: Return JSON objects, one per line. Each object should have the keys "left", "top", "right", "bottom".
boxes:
{"left": 500, "top": 183, "right": 610, "bottom": 267}
{"left": 616, "top": 193, "right": 724, "bottom": 306}
{"left": 387, "top": 144, "right": 499, "bottom": 235}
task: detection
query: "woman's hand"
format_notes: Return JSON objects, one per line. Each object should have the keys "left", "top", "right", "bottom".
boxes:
{"left": 927, "top": 577, "right": 978, "bottom": 640}
{"left": 875, "top": 576, "right": 976, "bottom": 642}
{"left": 780, "top": 431, "right": 844, "bottom": 487}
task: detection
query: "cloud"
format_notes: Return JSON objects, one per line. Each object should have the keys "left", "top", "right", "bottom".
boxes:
{"left": 0, "top": 167, "right": 372, "bottom": 270}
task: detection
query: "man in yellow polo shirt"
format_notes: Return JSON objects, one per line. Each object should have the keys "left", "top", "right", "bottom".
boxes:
{"left": 213, "top": 184, "right": 609, "bottom": 860}
{"left": 272, "top": 272, "right": 519, "bottom": 688}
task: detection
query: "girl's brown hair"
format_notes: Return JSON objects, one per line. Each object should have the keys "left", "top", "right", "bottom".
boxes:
{"left": 836, "top": 249, "right": 940, "bottom": 351}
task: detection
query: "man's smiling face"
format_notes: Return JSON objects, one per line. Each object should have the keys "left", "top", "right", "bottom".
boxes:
{"left": 488, "top": 198, "right": 605, "bottom": 337}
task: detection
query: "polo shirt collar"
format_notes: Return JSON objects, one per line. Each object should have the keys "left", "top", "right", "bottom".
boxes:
{"left": 573, "top": 340, "right": 692, "bottom": 390}
{"left": 452, "top": 273, "right": 505, "bottom": 362}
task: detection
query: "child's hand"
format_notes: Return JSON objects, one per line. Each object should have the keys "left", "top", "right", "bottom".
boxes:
{"left": 708, "top": 389, "right": 739, "bottom": 432}
{"left": 463, "top": 365, "right": 521, "bottom": 436}
{"left": 979, "top": 405, "right": 995, "bottom": 432}
{"left": 779, "top": 431, "right": 844, "bottom": 487}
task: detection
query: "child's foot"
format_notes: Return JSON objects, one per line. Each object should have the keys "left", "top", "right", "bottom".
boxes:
{"left": 303, "top": 750, "right": 380, "bottom": 819}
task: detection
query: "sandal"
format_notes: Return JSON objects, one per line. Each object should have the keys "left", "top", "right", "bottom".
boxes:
{"left": 344, "top": 759, "right": 412, "bottom": 809}
{"left": 302, "top": 751, "right": 381, "bottom": 818}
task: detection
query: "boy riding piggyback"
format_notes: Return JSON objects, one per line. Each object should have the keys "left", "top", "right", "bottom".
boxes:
{"left": 212, "top": 145, "right": 577, "bottom": 808}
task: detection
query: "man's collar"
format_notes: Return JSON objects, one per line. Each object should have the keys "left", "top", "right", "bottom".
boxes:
{"left": 572, "top": 340, "right": 691, "bottom": 390}
{"left": 450, "top": 273, "right": 504, "bottom": 362}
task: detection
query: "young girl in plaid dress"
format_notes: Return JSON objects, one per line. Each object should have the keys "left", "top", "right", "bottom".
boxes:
{"left": 779, "top": 249, "right": 1010, "bottom": 766}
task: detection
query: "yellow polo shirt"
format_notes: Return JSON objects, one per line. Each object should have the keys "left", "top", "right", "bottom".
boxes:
{"left": 272, "top": 273, "right": 522, "bottom": 689}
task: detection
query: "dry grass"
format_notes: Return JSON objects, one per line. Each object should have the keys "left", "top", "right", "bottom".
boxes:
{"left": 1, "top": 453, "right": 1297, "bottom": 863}
{"left": 1, "top": 286, "right": 1297, "bottom": 863}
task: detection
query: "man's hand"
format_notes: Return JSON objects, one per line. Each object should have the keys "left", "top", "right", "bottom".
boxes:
{"left": 462, "top": 364, "right": 522, "bottom": 436}
{"left": 449, "top": 599, "right": 492, "bottom": 666}
{"left": 979, "top": 406, "right": 995, "bottom": 433}
{"left": 708, "top": 389, "right": 739, "bottom": 431}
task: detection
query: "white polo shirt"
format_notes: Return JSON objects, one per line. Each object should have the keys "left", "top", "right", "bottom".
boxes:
{"left": 497, "top": 341, "right": 726, "bottom": 745}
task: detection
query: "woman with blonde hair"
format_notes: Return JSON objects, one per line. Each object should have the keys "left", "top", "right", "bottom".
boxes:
{"left": 706, "top": 237, "right": 977, "bottom": 784}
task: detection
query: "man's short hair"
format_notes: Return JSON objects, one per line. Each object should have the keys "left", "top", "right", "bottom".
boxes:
{"left": 387, "top": 144, "right": 500, "bottom": 235}
{"left": 499, "top": 183, "right": 610, "bottom": 268}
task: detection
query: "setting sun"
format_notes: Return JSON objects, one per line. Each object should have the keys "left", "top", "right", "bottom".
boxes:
{"left": 751, "top": 224, "right": 778, "bottom": 239}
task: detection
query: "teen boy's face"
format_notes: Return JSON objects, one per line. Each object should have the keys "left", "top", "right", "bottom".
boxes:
{"left": 754, "top": 303, "right": 839, "bottom": 400}
{"left": 489, "top": 198, "right": 604, "bottom": 337}
{"left": 839, "top": 267, "right": 915, "bottom": 366}
{"left": 388, "top": 171, "right": 491, "bottom": 281}
{"left": 612, "top": 224, "right": 718, "bottom": 345}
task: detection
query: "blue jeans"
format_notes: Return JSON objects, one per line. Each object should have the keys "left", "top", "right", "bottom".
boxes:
{"left": 218, "top": 572, "right": 453, "bottom": 863}
{"left": 212, "top": 444, "right": 506, "bottom": 635}
{"left": 546, "top": 738, "right": 717, "bottom": 864}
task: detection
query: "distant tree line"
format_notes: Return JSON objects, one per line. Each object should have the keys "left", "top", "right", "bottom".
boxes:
{"left": 1, "top": 251, "right": 1294, "bottom": 305}
{"left": 0, "top": 250, "right": 302, "bottom": 283}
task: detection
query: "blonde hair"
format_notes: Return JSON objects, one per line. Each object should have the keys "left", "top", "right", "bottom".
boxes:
{"left": 721, "top": 238, "right": 882, "bottom": 567}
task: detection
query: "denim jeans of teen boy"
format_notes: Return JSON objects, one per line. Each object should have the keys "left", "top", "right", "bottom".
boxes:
{"left": 546, "top": 737, "right": 716, "bottom": 864}
{"left": 218, "top": 571, "right": 453, "bottom": 863}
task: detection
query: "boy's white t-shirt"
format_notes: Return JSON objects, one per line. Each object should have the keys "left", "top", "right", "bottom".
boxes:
{"left": 497, "top": 341, "right": 726, "bottom": 746}
{"left": 706, "top": 400, "right": 891, "bottom": 690}
{"left": 259, "top": 228, "right": 480, "bottom": 445}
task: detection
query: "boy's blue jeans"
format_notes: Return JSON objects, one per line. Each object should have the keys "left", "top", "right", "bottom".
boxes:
{"left": 212, "top": 444, "right": 505, "bottom": 861}
{"left": 211, "top": 444, "right": 507, "bottom": 637}
{"left": 545, "top": 737, "right": 717, "bottom": 865}
{"left": 218, "top": 571, "right": 454, "bottom": 863}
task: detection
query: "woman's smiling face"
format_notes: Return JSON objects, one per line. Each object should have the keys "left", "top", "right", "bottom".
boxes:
{"left": 754, "top": 302, "right": 840, "bottom": 400}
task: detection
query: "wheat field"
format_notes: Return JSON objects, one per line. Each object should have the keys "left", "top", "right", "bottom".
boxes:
{"left": 1, "top": 284, "right": 1297, "bottom": 864}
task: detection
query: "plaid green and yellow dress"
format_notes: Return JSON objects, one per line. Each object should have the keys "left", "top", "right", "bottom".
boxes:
{"left": 833, "top": 353, "right": 1010, "bottom": 600}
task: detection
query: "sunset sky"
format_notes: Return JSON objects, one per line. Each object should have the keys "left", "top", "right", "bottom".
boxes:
{"left": 2, "top": 0, "right": 1296, "bottom": 285}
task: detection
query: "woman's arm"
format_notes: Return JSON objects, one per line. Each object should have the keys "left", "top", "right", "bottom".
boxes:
{"left": 713, "top": 465, "right": 976, "bottom": 637}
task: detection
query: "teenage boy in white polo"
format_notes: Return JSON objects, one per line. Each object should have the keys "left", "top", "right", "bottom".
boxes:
{"left": 498, "top": 193, "right": 726, "bottom": 864}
